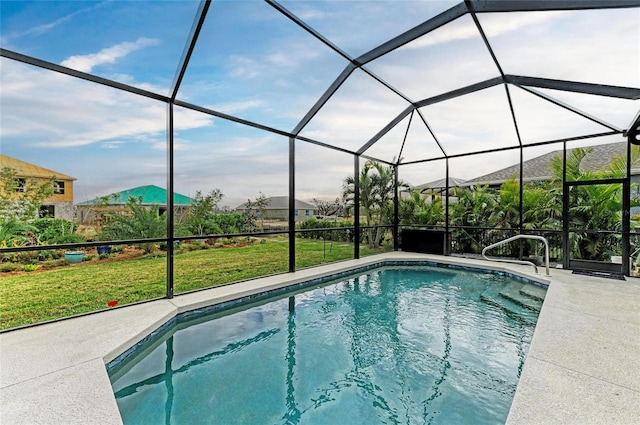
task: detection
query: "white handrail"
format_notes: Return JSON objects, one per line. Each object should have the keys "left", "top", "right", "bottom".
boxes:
{"left": 481, "top": 235, "right": 550, "bottom": 276}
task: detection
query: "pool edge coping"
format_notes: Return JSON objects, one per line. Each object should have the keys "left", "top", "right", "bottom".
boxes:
{"left": 3, "top": 252, "right": 638, "bottom": 425}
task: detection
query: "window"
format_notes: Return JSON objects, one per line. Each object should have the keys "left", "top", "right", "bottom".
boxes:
{"left": 15, "top": 178, "right": 25, "bottom": 192}
{"left": 54, "top": 181, "right": 65, "bottom": 194}
{"left": 39, "top": 205, "right": 55, "bottom": 218}
{"left": 305, "top": 210, "right": 310, "bottom": 216}
{"left": 294, "top": 210, "right": 299, "bottom": 217}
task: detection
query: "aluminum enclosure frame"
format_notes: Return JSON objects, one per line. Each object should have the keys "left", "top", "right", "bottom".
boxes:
{"left": 1, "top": 0, "right": 639, "bottom": 316}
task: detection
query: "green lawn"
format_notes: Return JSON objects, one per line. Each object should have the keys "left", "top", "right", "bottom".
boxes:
{"left": 0, "top": 237, "right": 388, "bottom": 330}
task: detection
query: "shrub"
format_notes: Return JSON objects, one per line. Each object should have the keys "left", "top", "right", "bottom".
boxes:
{"left": 0, "top": 262, "right": 21, "bottom": 273}
{"left": 40, "top": 259, "right": 68, "bottom": 269}
{"left": 23, "top": 264, "right": 38, "bottom": 272}
{"left": 297, "top": 218, "right": 354, "bottom": 242}
{"left": 32, "top": 218, "right": 80, "bottom": 244}
{"left": 0, "top": 219, "right": 38, "bottom": 247}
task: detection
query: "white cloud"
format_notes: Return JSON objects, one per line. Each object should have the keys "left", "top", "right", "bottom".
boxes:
{"left": 227, "top": 55, "right": 260, "bottom": 79}
{"left": 399, "top": 10, "right": 567, "bottom": 51}
{"left": 101, "top": 141, "right": 124, "bottom": 149}
{"left": 60, "top": 37, "right": 160, "bottom": 73}
{"left": 0, "top": 60, "right": 212, "bottom": 148}
{"left": 208, "top": 99, "right": 264, "bottom": 115}
{"left": 0, "top": 2, "right": 106, "bottom": 45}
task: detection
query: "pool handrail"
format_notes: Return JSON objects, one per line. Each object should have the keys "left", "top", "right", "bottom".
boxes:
{"left": 482, "top": 235, "right": 550, "bottom": 276}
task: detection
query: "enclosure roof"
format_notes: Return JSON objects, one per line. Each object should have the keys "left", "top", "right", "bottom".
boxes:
{"left": 0, "top": 0, "right": 639, "bottom": 200}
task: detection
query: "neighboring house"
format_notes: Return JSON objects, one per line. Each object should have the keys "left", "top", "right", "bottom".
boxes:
{"left": 235, "top": 196, "right": 317, "bottom": 222}
{"left": 75, "top": 184, "right": 194, "bottom": 225}
{"left": 412, "top": 142, "right": 636, "bottom": 192}
{"left": 412, "top": 177, "right": 467, "bottom": 196}
{"left": 464, "top": 142, "right": 633, "bottom": 188}
{"left": 0, "top": 154, "right": 76, "bottom": 220}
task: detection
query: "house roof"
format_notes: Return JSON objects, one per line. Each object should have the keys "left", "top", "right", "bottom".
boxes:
{"left": 464, "top": 142, "right": 629, "bottom": 186}
{"left": 77, "top": 185, "right": 194, "bottom": 206}
{"left": 235, "top": 196, "right": 316, "bottom": 211}
{"left": 413, "top": 177, "right": 467, "bottom": 192}
{"left": 0, "top": 154, "right": 76, "bottom": 181}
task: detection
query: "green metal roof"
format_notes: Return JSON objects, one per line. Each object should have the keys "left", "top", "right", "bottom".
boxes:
{"left": 77, "top": 185, "right": 193, "bottom": 206}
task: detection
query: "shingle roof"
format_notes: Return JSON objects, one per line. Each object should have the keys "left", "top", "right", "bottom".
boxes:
{"left": 413, "top": 177, "right": 467, "bottom": 192}
{"left": 464, "top": 142, "right": 628, "bottom": 186}
{"left": 0, "top": 154, "right": 76, "bottom": 181}
{"left": 235, "top": 196, "right": 316, "bottom": 211}
{"left": 77, "top": 185, "right": 193, "bottom": 206}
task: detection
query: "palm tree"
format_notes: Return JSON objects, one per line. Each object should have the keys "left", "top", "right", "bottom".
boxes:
{"left": 549, "top": 147, "right": 626, "bottom": 261}
{"left": 398, "top": 190, "right": 444, "bottom": 226}
{"left": 343, "top": 160, "right": 407, "bottom": 248}
{"left": 449, "top": 184, "right": 498, "bottom": 253}
{"left": 100, "top": 197, "right": 167, "bottom": 254}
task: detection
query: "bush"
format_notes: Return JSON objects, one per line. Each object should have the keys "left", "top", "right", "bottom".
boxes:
{"left": 40, "top": 259, "right": 68, "bottom": 269}
{"left": 23, "top": 264, "right": 38, "bottom": 272}
{"left": 0, "top": 262, "right": 21, "bottom": 273}
{"left": 297, "top": 218, "right": 354, "bottom": 242}
{"left": 32, "top": 218, "right": 80, "bottom": 244}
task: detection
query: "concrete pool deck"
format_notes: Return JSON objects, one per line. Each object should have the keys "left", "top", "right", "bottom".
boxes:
{"left": 1, "top": 252, "right": 639, "bottom": 424}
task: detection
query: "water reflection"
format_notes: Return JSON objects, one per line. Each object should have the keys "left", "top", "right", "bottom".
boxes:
{"left": 111, "top": 267, "right": 542, "bottom": 425}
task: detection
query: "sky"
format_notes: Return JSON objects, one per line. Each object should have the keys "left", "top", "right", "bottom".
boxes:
{"left": 1, "top": 0, "right": 638, "bottom": 209}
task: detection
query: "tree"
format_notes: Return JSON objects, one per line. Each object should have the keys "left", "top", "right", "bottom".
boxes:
{"left": 343, "top": 160, "right": 407, "bottom": 248}
{"left": 0, "top": 166, "right": 55, "bottom": 222}
{"left": 185, "top": 189, "right": 224, "bottom": 236}
{"left": 241, "top": 193, "right": 269, "bottom": 232}
{"left": 311, "top": 197, "right": 343, "bottom": 218}
{"left": 449, "top": 184, "right": 498, "bottom": 253}
{"left": 549, "top": 146, "right": 628, "bottom": 261}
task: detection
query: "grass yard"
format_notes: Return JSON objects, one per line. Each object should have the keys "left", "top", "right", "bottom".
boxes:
{"left": 0, "top": 237, "right": 387, "bottom": 330}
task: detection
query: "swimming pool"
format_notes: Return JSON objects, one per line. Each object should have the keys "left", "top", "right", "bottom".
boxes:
{"left": 109, "top": 264, "right": 546, "bottom": 424}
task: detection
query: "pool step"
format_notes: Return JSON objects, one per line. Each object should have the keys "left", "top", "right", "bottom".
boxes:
{"left": 498, "top": 283, "right": 544, "bottom": 313}
{"left": 480, "top": 286, "right": 537, "bottom": 326}
{"left": 519, "top": 284, "right": 547, "bottom": 302}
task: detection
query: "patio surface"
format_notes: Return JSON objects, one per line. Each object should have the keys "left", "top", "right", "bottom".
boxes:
{"left": 1, "top": 252, "right": 639, "bottom": 424}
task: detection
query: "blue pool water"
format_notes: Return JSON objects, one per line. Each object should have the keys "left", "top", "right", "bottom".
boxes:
{"left": 109, "top": 265, "right": 546, "bottom": 425}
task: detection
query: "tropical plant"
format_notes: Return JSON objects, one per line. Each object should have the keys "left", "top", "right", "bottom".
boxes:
{"left": 0, "top": 219, "right": 38, "bottom": 248}
{"left": 343, "top": 160, "right": 407, "bottom": 248}
{"left": 549, "top": 146, "right": 625, "bottom": 261}
{"left": 398, "top": 190, "right": 444, "bottom": 226}
{"left": 99, "top": 197, "right": 167, "bottom": 254}
{"left": 449, "top": 184, "right": 498, "bottom": 253}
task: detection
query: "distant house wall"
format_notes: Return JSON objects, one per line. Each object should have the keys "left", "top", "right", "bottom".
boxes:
{"left": 41, "top": 201, "right": 75, "bottom": 221}
{"left": 0, "top": 154, "right": 76, "bottom": 221}
{"left": 235, "top": 197, "right": 318, "bottom": 223}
